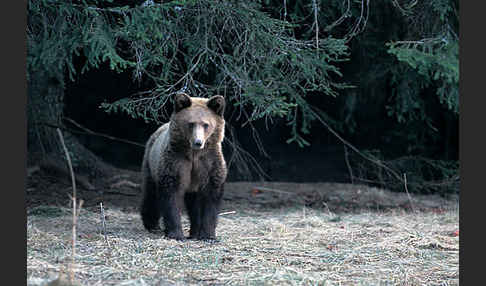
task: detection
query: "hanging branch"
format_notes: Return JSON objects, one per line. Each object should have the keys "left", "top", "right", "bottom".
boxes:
{"left": 324, "top": 0, "right": 351, "bottom": 32}
{"left": 64, "top": 118, "right": 145, "bottom": 148}
{"left": 344, "top": 145, "right": 354, "bottom": 184}
{"left": 309, "top": 107, "right": 404, "bottom": 183}
{"left": 38, "top": 120, "right": 145, "bottom": 148}
{"left": 283, "top": 0, "right": 287, "bottom": 20}
{"left": 312, "top": 0, "right": 319, "bottom": 49}
{"left": 344, "top": 0, "right": 370, "bottom": 42}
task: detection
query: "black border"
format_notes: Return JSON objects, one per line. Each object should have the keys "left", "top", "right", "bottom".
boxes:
{"left": 2, "top": 0, "right": 27, "bottom": 285}
{"left": 459, "top": 0, "right": 480, "bottom": 284}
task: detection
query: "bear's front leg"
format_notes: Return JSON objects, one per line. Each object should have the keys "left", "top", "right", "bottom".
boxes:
{"left": 184, "top": 192, "right": 202, "bottom": 239}
{"left": 159, "top": 175, "right": 185, "bottom": 241}
{"left": 198, "top": 183, "right": 224, "bottom": 241}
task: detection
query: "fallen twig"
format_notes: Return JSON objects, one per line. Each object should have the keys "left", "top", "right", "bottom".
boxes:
{"left": 103, "top": 191, "right": 138, "bottom": 197}
{"left": 109, "top": 180, "right": 140, "bottom": 189}
{"left": 252, "top": 186, "right": 296, "bottom": 196}
{"left": 219, "top": 211, "right": 236, "bottom": 216}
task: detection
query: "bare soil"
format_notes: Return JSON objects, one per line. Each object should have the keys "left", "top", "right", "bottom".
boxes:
{"left": 26, "top": 166, "right": 458, "bottom": 215}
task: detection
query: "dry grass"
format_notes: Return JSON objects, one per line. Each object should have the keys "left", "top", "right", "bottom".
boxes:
{"left": 27, "top": 195, "right": 459, "bottom": 286}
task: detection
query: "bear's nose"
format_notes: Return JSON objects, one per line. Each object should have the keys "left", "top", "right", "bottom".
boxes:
{"left": 193, "top": 139, "right": 203, "bottom": 149}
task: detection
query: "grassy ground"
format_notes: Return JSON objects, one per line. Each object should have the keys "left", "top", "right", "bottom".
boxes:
{"left": 27, "top": 182, "right": 459, "bottom": 286}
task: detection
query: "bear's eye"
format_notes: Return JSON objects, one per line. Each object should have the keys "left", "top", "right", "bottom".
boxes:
{"left": 203, "top": 123, "right": 209, "bottom": 130}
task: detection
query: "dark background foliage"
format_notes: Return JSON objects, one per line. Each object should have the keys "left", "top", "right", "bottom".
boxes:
{"left": 27, "top": 0, "right": 459, "bottom": 194}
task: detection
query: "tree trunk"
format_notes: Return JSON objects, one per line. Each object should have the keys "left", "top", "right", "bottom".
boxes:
{"left": 27, "top": 70, "right": 63, "bottom": 162}
{"left": 27, "top": 69, "right": 116, "bottom": 186}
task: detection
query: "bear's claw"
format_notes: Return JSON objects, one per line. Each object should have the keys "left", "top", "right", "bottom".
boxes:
{"left": 166, "top": 231, "right": 186, "bottom": 241}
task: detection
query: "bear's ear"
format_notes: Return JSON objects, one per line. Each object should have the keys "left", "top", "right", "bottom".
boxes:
{"left": 174, "top": 93, "right": 191, "bottom": 112}
{"left": 207, "top": 95, "right": 225, "bottom": 117}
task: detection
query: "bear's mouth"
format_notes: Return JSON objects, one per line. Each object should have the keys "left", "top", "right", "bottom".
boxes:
{"left": 191, "top": 141, "right": 204, "bottom": 150}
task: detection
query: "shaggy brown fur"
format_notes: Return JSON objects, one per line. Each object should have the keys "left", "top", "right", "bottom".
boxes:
{"left": 140, "top": 93, "right": 227, "bottom": 241}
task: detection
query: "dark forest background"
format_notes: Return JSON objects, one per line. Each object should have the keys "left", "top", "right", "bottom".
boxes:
{"left": 27, "top": 0, "right": 459, "bottom": 195}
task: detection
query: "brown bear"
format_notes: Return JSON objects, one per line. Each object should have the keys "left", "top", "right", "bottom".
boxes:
{"left": 140, "top": 93, "right": 227, "bottom": 241}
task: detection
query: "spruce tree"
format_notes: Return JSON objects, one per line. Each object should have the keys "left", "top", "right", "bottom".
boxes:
{"left": 27, "top": 0, "right": 459, "bottom": 193}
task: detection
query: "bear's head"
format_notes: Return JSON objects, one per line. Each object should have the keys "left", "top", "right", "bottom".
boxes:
{"left": 171, "top": 93, "right": 225, "bottom": 150}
